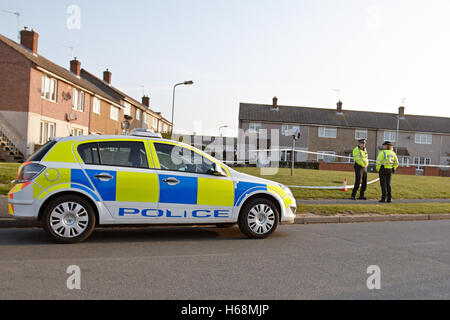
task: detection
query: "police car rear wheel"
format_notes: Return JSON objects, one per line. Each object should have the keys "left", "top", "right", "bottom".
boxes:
{"left": 43, "top": 195, "right": 96, "bottom": 243}
{"left": 239, "top": 198, "right": 279, "bottom": 239}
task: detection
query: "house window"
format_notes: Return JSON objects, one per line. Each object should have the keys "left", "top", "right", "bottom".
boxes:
{"left": 317, "top": 151, "right": 336, "bottom": 162}
{"left": 163, "top": 123, "right": 168, "bottom": 133}
{"left": 70, "top": 128, "right": 83, "bottom": 136}
{"left": 249, "top": 122, "right": 262, "bottom": 133}
{"left": 282, "top": 124, "right": 300, "bottom": 136}
{"left": 136, "top": 109, "right": 141, "bottom": 121}
{"left": 158, "top": 121, "right": 163, "bottom": 133}
{"left": 41, "top": 75, "right": 57, "bottom": 102}
{"left": 143, "top": 113, "right": 148, "bottom": 124}
{"left": 153, "top": 117, "right": 158, "bottom": 130}
{"left": 92, "top": 97, "right": 101, "bottom": 115}
{"left": 355, "top": 129, "right": 368, "bottom": 140}
{"left": 110, "top": 105, "right": 119, "bottom": 121}
{"left": 318, "top": 127, "right": 337, "bottom": 138}
{"left": 72, "top": 88, "right": 85, "bottom": 111}
{"left": 124, "top": 102, "right": 131, "bottom": 116}
{"left": 413, "top": 157, "right": 431, "bottom": 171}
{"left": 384, "top": 131, "right": 396, "bottom": 142}
{"left": 399, "top": 156, "right": 410, "bottom": 167}
{"left": 39, "top": 121, "right": 55, "bottom": 145}
{"left": 415, "top": 133, "right": 432, "bottom": 144}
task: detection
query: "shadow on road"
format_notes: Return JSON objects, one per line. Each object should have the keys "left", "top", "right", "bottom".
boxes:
{"left": 0, "top": 225, "right": 289, "bottom": 246}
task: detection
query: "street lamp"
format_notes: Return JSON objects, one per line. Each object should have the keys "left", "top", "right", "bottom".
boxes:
{"left": 171, "top": 80, "right": 194, "bottom": 135}
{"left": 219, "top": 125, "right": 229, "bottom": 137}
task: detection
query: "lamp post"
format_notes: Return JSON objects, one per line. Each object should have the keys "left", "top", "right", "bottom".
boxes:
{"left": 219, "top": 125, "right": 228, "bottom": 137}
{"left": 171, "top": 80, "right": 193, "bottom": 136}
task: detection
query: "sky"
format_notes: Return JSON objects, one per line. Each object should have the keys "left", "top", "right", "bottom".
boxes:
{"left": 1, "top": 0, "right": 450, "bottom": 137}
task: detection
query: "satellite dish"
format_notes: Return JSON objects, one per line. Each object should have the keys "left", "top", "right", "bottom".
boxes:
{"left": 65, "top": 112, "right": 77, "bottom": 121}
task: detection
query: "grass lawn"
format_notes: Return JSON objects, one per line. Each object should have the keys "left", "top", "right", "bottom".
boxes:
{"left": 297, "top": 203, "right": 450, "bottom": 215}
{"left": 0, "top": 162, "right": 21, "bottom": 195}
{"left": 234, "top": 167, "right": 450, "bottom": 200}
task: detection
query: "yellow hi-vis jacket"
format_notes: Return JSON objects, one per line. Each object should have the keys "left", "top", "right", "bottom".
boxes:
{"left": 352, "top": 146, "right": 369, "bottom": 167}
{"left": 376, "top": 149, "right": 399, "bottom": 172}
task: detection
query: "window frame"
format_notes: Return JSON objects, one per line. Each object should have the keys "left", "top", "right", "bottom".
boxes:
{"left": 41, "top": 74, "right": 57, "bottom": 103}
{"left": 384, "top": 131, "right": 397, "bottom": 142}
{"left": 355, "top": 129, "right": 368, "bottom": 140}
{"left": 110, "top": 105, "right": 119, "bottom": 121}
{"left": 318, "top": 127, "right": 337, "bottom": 138}
{"left": 152, "top": 142, "right": 225, "bottom": 176}
{"left": 317, "top": 150, "right": 336, "bottom": 162}
{"left": 72, "top": 88, "right": 85, "bottom": 112}
{"left": 92, "top": 97, "right": 101, "bottom": 115}
{"left": 77, "top": 140, "right": 149, "bottom": 169}
{"left": 414, "top": 133, "right": 432, "bottom": 145}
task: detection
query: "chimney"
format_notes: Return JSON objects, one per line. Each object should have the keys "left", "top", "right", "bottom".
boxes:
{"left": 20, "top": 28, "right": 39, "bottom": 54}
{"left": 336, "top": 100, "right": 343, "bottom": 113}
{"left": 142, "top": 95, "right": 150, "bottom": 107}
{"left": 272, "top": 96, "right": 278, "bottom": 109}
{"left": 103, "top": 69, "right": 112, "bottom": 84}
{"left": 70, "top": 58, "right": 81, "bottom": 76}
{"left": 398, "top": 106, "right": 405, "bottom": 119}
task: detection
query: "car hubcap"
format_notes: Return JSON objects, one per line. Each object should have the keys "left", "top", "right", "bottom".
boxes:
{"left": 50, "top": 202, "right": 89, "bottom": 238}
{"left": 247, "top": 204, "right": 275, "bottom": 234}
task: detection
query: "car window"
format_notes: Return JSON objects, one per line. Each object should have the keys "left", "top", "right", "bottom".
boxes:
{"left": 78, "top": 142, "right": 100, "bottom": 165}
{"left": 78, "top": 141, "right": 148, "bottom": 168}
{"left": 154, "top": 142, "right": 215, "bottom": 174}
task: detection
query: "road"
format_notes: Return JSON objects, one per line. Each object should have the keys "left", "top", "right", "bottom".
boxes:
{"left": 0, "top": 221, "right": 449, "bottom": 299}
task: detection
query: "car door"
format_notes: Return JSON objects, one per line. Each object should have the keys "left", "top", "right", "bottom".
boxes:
{"left": 151, "top": 141, "right": 234, "bottom": 223}
{"left": 76, "top": 139, "right": 160, "bottom": 222}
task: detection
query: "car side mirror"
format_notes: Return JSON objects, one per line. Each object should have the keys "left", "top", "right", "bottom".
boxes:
{"left": 212, "top": 162, "right": 227, "bottom": 177}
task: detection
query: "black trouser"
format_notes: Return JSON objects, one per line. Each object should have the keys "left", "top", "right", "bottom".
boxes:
{"left": 352, "top": 164, "right": 367, "bottom": 198}
{"left": 379, "top": 168, "right": 392, "bottom": 200}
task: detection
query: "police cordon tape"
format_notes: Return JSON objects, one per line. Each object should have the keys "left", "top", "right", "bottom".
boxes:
{"left": 243, "top": 148, "right": 450, "bottom": 168}
{"left": 286, "top": 177, "right": 380, "bottom": 190}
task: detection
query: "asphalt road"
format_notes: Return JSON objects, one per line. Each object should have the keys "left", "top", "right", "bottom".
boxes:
{"left": 1, "top": 221, "right": 449, "bottom": 299}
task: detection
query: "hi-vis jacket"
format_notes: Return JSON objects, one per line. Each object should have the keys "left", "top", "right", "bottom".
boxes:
{"left": 352, "top": 146, "right": 369, "bottom": 167}
{"left": 376, "top": 149, "right": 399, "bottom": 171}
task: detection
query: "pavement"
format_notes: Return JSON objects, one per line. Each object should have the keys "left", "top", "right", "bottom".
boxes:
{"left": 2, "top": 195, "right": 450, "bottom": 228}
{"left": 1, "top": 221, "right": 449, "bottom": 299}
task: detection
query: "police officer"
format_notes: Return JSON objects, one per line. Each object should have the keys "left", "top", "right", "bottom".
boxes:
{"left": 376, "top": 141, "right": 399, "bottom": 203}
{"left": 351, "top": 139, "right": 369, "bottom": 200}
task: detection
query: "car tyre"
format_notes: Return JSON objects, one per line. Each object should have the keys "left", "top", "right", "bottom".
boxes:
{"left": 42, "top": 194, "right": 96, "bottom": 244}
{"left": 238, "top": 198, "right": 279, "bottom": 239}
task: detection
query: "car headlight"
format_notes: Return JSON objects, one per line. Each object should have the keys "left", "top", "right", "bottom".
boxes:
{"left": 279, "top": 183, "right": 294, "bottom": 198}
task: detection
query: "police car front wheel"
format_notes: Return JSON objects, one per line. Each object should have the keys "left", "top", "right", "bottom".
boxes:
{"left": 43, "top": 194, "right": 96, "bottom": 243}
{"left": 238, "top": 198, "right": 279, "bottom": 239}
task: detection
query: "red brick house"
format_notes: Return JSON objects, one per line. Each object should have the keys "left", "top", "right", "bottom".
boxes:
{"left": 0, "top": 29, "right": 124, "bottom": 160}
{"left": 80, "top": 69, "right": 172, "bottom": 135}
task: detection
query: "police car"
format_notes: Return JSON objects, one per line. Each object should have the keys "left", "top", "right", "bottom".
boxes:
{"left": 8, "top": 130, "right": 296, "bottom": 243}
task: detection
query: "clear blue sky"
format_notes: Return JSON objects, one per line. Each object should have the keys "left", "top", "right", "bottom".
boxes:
{"left": 1, "top": 0, "right": 450, "bottom": 136}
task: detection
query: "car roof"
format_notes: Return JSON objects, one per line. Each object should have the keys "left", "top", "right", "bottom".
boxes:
{"left": 54, "top": 135, "right": 198, "bottom": 150}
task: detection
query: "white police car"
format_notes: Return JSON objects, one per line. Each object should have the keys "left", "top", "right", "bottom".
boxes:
{"left": 8, "top": 130, "right": 296, "bottom": 243}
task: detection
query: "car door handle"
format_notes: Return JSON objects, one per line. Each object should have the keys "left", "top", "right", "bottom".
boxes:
{"left": 94, "top": 173, "right": 114, "bottom": 181}
{"left": 162, "top": 177, "right": 180, "bottom": 185}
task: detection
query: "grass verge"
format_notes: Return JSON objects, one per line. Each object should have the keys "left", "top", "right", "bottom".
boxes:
{"left": 298, "top": 203, "right": 450, "bottom": 215}
{"left": 234, "top": 167, "right": 450, "bottom": 200}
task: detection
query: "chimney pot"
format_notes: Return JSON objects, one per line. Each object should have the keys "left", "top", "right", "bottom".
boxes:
{"left": 103, "top": 69, "right": 112, "bottom": 84}
{"left": 337, "top": 100, "right": 343, "bottom": 113}
{"left": 142, "top": 95, "right": 150, "bottom": 107}
{"left": 70, "top": 58, "right": 81, "bottom": 76}
{"left": 20, "top": 28, "right": 39, "bottom": 54}
{"left": 272, "top": 96, "right": 278, "bottom": 109}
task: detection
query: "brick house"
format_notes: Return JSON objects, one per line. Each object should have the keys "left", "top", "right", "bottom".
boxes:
{"left": 80, "top": 69, "right": 172, "bottom": 135}
{"left": 0, "top": 29, "right": 124, "bottom": 159}
{"left": 239, "top": 98, "right": 450, "bottom": 173}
